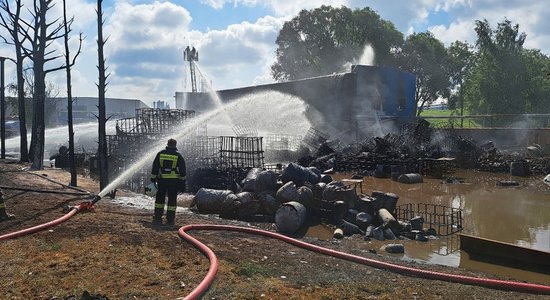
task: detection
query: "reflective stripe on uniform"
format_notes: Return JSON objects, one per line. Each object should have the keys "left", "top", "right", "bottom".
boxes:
{"left": 155, "top": 203, "right": 165, "bottom": 209}
{"left": 0, "top": 202, "right": 5, "bottom": 209}
{"left": 159, "top": 153, "right": 179, "bottom": 179}
{"left": 167, "top": 206, "right": 177, "bottom": 212}
{"left": 150, "top": 173, "right": 157, "bottom": 180}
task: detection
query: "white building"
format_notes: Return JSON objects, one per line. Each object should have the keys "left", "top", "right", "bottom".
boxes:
{"left": 53, "top": 97, "right": 149, "bottom": 125}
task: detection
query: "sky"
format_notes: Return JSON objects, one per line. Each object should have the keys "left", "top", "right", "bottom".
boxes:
{"left": 0, "top": 0, "right": 549, "bottom": 108}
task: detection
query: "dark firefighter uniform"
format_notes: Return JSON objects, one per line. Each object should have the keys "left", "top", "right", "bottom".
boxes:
{"left": 150, "top": 139, "right": 186, "bottom": 225}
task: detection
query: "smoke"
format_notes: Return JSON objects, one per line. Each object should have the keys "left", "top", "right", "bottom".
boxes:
{"left": 342, "top": 44, "right": 376, "bottom": 71}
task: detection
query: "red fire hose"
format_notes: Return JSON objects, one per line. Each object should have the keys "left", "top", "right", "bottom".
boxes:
{"left": 0, "top": 202, "right": 93, "bottom": 241}
{"left": 2, "top": 210, "right": 549, "bottom": 298}
{"left": 178, "top": 224, "right": 550, "bottom": 300}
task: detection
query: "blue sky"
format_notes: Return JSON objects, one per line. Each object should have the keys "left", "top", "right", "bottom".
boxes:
{"left": 1, "top": 0, "right": 549, "bottom": 107}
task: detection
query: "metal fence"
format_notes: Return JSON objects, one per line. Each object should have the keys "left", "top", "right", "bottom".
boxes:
{"left": 420, "top": 114, "right": 550, "bottom": 129}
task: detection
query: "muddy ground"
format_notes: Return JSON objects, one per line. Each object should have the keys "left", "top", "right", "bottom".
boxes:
{"left": 0, "top": 160, "right": 547, "bottom": 299}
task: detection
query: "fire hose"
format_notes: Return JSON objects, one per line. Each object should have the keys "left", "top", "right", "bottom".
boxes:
{"left": 178, "top": 224, "right": 550, "bottom": 299}
{"left": 0, "top": 201, "right": 94, "bottom": 241}
{"left": 1, "top": 204, "right": 549, "bottom": 297}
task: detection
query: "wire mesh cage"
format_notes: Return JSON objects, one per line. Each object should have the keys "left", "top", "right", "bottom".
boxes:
{"left": 232, "top": 125, "right": 258, "bottom": 137}
{"left": 395, "top": 203, "right": 463, "bottom": 236}
{"left": 301, "top": 127, "right": 329, "bottom": 151}
{"left": 219, "top": 136, "right": 264, "bottom": 169}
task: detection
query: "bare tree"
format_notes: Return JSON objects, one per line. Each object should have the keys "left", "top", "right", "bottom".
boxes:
{"left": 19, "top": 0, "right": 73, "bottom": 169}
{"left": 96, "top": 0, "right": 109, "bottom": 190}
{"left": 0, "top": 0, "right": 29, "bottom": 162}
{"left": 62, "top": 0, "right": 83, "bottom": 186}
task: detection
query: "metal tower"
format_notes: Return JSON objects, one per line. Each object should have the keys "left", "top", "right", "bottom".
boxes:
{"left": 183, "top": 46, "right": 199, "bottom": 93}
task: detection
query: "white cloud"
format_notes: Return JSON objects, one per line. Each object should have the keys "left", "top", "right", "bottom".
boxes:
{"left": 193, "top": 15, "right": 285, "bottom": 89}
{"left": 429, "top": 20, "right": 474, "bottom": 45}
{"left": 3, "top": 0, "right": 549, "bottom": 109}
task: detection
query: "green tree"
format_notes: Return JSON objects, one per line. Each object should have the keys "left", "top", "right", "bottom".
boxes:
{"left": 395, "top": 32, "right": 449, "bottom": 116}
{"left": 271, "top": 5, "right": 403, "bottom": 81}
{"left": 446, "top": 41, "right": 474, "bottom": 113}
{"left": 522, "top": 49, "right": 550, "bottom": 115}
{"left": 463, "top": 19, "right": 527, "bottom": 119}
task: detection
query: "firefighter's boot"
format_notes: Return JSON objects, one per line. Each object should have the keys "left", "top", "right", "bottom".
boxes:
{"left": 165, "top": 205, "right": 176, "bottom": 227}
{"left": 152, "top": 203, "right": 164, "bottom": 226}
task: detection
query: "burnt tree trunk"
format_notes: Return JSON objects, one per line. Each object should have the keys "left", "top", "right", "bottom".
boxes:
{"left": 16, "top": 44, "right": 28, "bottom": 162}
{"left": 0, "top": 0, "right": 30, "bottom": 162}
{"left": 97, "top": 0, "right": 109, "bottom": 190}
{"left": 63, "top": 0, "right": 76, "bottom": 186}
{"left": 30, "top": 1, "right": 48, "bottom": 170}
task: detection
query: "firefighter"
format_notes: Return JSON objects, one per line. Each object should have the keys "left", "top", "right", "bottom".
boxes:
{"left": 150, "top": 138, "right": 186, "bottom": 226}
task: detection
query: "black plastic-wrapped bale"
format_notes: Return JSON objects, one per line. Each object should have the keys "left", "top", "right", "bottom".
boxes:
{"left": 397, "top": 173, "right": 423, "bottom": 184}
{"left": 281, "top": 163, "right": 321, "bottom": 185}
{"left": 337, "top": 219, "right": 363, "bottom": 236}
{"left": 241, "top": 168, "right": 263, "bottom": 192}
{"left": 275, "top": 201, "right": 307, "bottom": 234}
{"left": 355, "top": 212, "right": 374, "bottom": 230}
{"left": 276, "top": 181, "right": 300, "bottom": 203}
{"left": 194, "top": 188, "right": 233, "bottom": 213}
{"left": 297, "top": 186, "right": 314, "bottom": 208}
{"left": 258, "top": 191, "right": 280, "bottom": 215}
{"left": 385, "top": 244, "right": 404, "bottom": 253}
{"left": 312, "top": 182, "right": 326, "bottom": 201}
{"left": 378, "top": 192, "right": 399, "bottom": 214}
{"left": 236, "top": 192, "right": 261, "bottom": 218}
{"left": 320, "top": 174, "right": 333, "bottom": 184}
{"left": 322, "top": 181, "right": 357, "bottom": 209}
{"left": 254, "top": 170, "right": 278, "bottom": 193}
{"left": 358, "top": 195, "right": 382, "bottom": 215}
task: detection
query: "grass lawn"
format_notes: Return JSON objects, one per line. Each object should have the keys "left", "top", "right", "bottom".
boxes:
{"left": 419, "top": 109, "right": 481, "bottom": 128}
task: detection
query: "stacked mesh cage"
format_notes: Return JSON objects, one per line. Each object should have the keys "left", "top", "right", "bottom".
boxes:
{"left": 301, "top": 127, "right": 329, "bottom": 151}
{"left": 219, "top": 136, "right": 264, "bottom": 169}
{"left": 106, "top": 108, "right": 197, "bottom": 191}
{"left": 232, "top": 125, "right": 258, "bottom": 137}
{"left": 265, "top": 134, "right": 302, "bottom": 151}
{"left": 135, "top": 108, "right": 195, "bottom": 134}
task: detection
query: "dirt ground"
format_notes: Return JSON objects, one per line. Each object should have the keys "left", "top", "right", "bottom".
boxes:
{"left": 0, "top": 160, "right": 548, "bottom": 300}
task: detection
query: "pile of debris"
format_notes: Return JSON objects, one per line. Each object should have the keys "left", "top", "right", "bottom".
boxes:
{"left": 296, "top": 120, "right": 550, "bottom": 178}
{"left": 191, "top": 163, "right": 454, "bottom": 247}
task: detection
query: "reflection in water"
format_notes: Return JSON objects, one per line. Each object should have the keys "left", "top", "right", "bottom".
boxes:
{"left": 324, "top": 170, "right": 550, "bottom": 283}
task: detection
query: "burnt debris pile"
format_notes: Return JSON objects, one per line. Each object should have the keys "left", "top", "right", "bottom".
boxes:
{"left": 298, "top": 119, "right": 550, "bottom": 177}
{"left": 191, "top": 162, "right": 463, "bottom": 242}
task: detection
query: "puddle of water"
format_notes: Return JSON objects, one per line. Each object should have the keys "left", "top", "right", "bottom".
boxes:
{"left": 324, "top": 170, "right": 550, "bottom": 283}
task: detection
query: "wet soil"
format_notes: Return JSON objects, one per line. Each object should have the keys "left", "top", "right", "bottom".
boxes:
{"left": 0, "top": 160, "right": 548, "bottom": 299}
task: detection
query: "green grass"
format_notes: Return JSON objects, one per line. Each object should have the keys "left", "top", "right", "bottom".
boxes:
{"left": 419, "top": 109, "right": 457, "bottom": 117}
{"left": 420, "top": 109, "right": 481, "bottom": 128}
{"left": 234, "top": 262, "right": 269, "bottom": 278}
